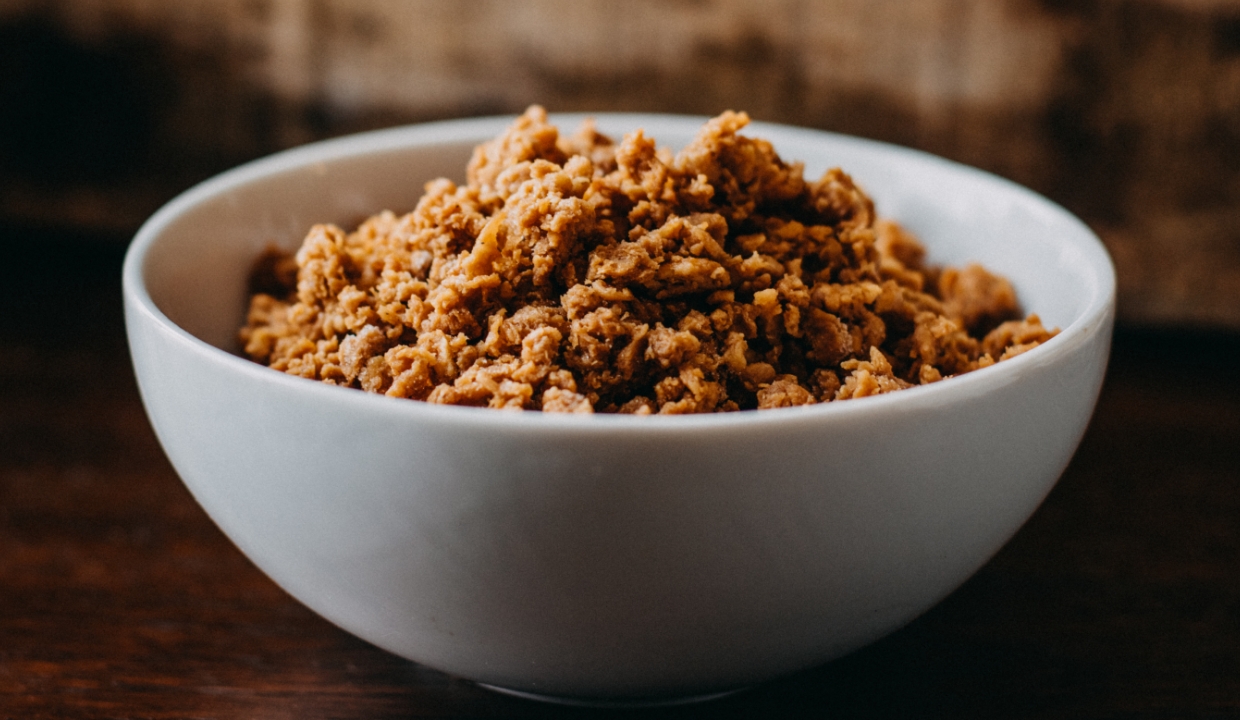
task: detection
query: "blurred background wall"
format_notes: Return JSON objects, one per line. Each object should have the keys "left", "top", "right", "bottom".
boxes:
{"left": 1, "top": 0, "right": 1237, "bottom": 328}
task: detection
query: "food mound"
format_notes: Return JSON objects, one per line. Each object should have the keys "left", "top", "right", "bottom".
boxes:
{"left": 241, "top": 107, "right": 1055, "bottom": 414}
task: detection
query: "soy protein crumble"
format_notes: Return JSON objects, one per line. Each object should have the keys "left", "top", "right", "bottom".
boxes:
{"left": 240, "top": 107, "right": 1056, "bottom": 414}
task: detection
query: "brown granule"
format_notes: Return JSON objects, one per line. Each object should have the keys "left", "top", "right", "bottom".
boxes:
{"left": 240, "top": 107, "right": 1056, "bottom": 414}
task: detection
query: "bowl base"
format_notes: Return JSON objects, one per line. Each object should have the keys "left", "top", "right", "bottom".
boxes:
{"left": 477, "top": 682, "right": 747, "bottom": 708}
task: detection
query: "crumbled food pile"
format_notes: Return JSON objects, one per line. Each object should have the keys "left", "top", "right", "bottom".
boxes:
{"left": 241, "top": 107, "right": 1056, "bottom": 414}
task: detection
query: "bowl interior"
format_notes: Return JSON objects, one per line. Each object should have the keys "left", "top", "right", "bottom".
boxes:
{"left": 134, "top": 115, "right": 1111, "bottom": 357}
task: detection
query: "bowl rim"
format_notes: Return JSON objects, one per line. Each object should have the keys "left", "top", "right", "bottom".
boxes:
{"left": 122, "top": 112, "right": 1116, "bottom": 435}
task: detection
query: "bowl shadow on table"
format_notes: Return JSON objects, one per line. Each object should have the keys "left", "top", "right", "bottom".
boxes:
{"left": 442, "top": 569, "right": 1076, "bottom": 719}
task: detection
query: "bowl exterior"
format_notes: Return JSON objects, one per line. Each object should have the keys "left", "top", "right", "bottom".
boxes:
{"left": 125, "top": 297, "right": 1110, "bottom": 699}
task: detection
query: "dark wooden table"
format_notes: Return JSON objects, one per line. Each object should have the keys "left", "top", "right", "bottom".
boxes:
{"left": 3, "top": 229, "right": 1238, "bottom": 719}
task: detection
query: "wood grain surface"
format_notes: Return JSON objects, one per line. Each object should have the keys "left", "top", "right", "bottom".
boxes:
{"left": 2, "top": 229, "right": 1238, "bottom": 718}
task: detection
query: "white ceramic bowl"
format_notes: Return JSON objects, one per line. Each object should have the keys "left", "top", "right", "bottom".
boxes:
{"left": 123, "top": 114, "right": 1115, "bottom": 705}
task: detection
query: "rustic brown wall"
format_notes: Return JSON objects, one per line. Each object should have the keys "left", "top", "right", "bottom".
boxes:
{"left": 2, "top": 0, "right": 1238, "bottom": 328}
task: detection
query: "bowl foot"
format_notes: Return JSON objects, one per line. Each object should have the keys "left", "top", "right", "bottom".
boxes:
{"left": 477, "top": 682, "right": 747, "bottom": 708}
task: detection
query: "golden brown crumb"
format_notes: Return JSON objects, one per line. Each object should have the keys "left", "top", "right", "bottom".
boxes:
{"left": 240, "top": 107, "right": 1057, "bottom": 413}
